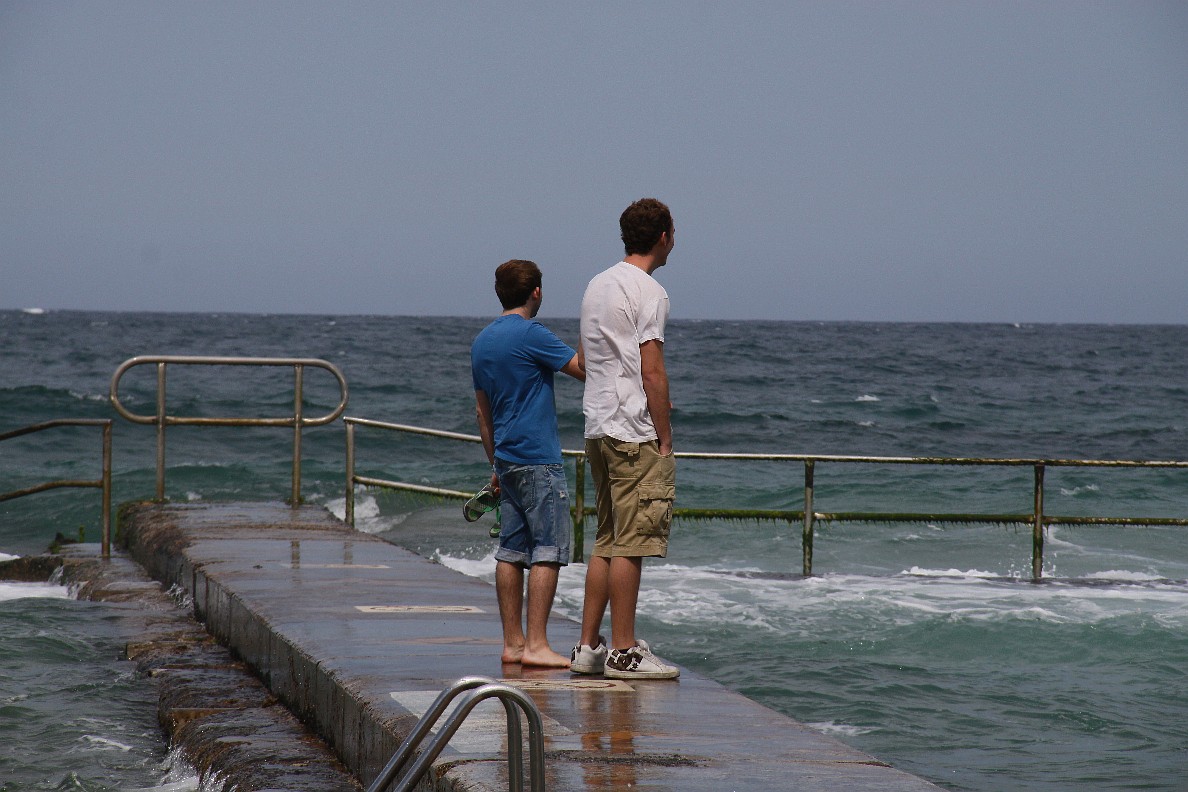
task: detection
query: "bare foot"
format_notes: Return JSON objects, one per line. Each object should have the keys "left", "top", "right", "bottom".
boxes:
{"left": 520, "top": 647, "right": 571, "bottom": 668}
{"left": 502, "top": 645, "right": 524, "bottom": 664}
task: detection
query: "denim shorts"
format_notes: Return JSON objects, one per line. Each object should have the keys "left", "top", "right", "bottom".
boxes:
{"left": 493, "top": 459, "right": 572, "bottom": 568}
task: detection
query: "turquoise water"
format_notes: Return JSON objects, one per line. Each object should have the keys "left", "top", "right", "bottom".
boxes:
{"left": 3, "top": 310, "right": 1188, "bottom": 790}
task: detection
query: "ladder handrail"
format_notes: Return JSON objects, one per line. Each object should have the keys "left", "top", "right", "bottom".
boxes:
{"left": 368, "top": 676, "right": 545, "bottom": 792}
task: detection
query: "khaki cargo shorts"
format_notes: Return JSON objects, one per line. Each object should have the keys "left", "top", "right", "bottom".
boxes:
{"left": 585, "top": 437, "right": 676, "bottom": 559}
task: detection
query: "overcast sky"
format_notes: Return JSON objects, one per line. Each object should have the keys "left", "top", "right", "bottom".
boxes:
{"left": 3, "top": 2, "right": 1185, "bottom": 323}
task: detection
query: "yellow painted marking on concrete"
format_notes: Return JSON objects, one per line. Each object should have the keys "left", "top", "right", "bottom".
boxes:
{"left": 499, "top": 678, "right": 635, "bottom": 692}
{"left": 355, "top": 605, "right": 485, "bottom": 614}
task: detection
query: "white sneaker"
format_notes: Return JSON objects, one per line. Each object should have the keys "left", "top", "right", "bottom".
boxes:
{"left": 604, "top": 639, "right": 679, "bottom": 680}
{"left": 570, "top": 636, "right": 608, "bottom": 675}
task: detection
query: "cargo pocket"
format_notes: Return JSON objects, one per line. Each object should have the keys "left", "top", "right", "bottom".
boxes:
{"left": 637, "top": 482, "right": 675, "bottom": 537}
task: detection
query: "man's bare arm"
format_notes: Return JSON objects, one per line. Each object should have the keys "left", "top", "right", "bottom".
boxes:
{"left": 475, "top": 390, "right": 499, "bottom": 489}
{"left": 560, "top": 351, "right": 585, "bottom": 382}
{"left": 639, "top": 339, "right": 672, "bottom": 455}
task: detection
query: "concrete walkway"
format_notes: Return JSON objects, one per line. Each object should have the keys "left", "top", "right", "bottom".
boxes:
{"left": 120, "top": 501, "right": 942, "bottom": 791}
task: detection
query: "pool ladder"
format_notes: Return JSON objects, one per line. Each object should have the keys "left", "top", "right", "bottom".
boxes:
{"left": 366, "top": 676, "right": 546, "bottom": 792}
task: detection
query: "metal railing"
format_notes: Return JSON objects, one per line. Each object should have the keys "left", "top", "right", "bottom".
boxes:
{"left": 110, "top": 356, "right": 348, "bottom": 503}
{"left": 343, "top": 416, "right": 590, "bottom": 561}
{"left": 344, "top": 419, "right": 1188, "bottom": 579}
{"left": 367, "top": 676, "right": 546, "bottom": 792}
{"left": 681, "top": 451, "right": 1188, "bottom": 579}
{"left": 0, "top": 419, "right": 113, "bottom": 556}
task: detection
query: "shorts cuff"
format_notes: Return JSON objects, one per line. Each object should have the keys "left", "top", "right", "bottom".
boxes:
{"left": 529, "top": 546, "right": 568, "bottom": 566}
{"left": 605, "top": 541, "right": 668, "bottom": 558}
{"left": 495, "top": 547, "right": 530, "bottom": 567}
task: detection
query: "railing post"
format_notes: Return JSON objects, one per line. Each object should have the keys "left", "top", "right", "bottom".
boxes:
{"left": 292, "top": 364, "right": 304, "bottom": 505}
{"left": 101, "top": 421, "right": 112, "bottom": 557}
{"left": 1032, "top": 463, "right": 1045, "bottom": 580}
{"left": 573, "top": 453, "right": 586, "bottom": 563}
{"left": 345, "top": 420, "right": 356, "bottom": 528}
{"left": 155, "top": 362, "right": 167, "bottom": 500}
{"left": 803, "top": 460, "right": 815, "bottom": 576}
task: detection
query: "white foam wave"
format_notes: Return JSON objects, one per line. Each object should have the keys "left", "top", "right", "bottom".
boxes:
{"left": 436, "top": 547, "right": 498, "bottom": 579}
{"left": 806, "top": 721, "right": 876, "bottom": 738}
{"left": 199, "top": 770, "right": 230, "bottom": 792}
{"left": 433, "top": 548, "right": 587, "bottom": 620}
{"left": 0, "top": 580, "right": 71, "bottom": 601}
{"left": 69, "top": 389, "right": 109, "bottom": 403}
{"left": 324, "top": 490, "right": 409, "bottom": 534}
{"left": 903, "top": 566, "right": 999, "bottom": 579}
{"left": 128, "top": 746, "right": 202, "bottom": 792}
{"left": 1045, "top": 527, "right": 1170, "bottom": 569}
{"left": 1083, "top": 569, "right": 1163, "bottom": 582}
{"left": 81, "top": 734, "right": 133, "bottom": 752}
{"left": 855, "top": 394, "right": 880, "bottom": 402}
{"left": 1, "top": 551, "right": 18, "bottom": 562}
{"left": 430, "top": 550, "right": 1188, "bottom": 638}
{"left": 1059, "top": 484, "right": 1100, "bottom": 496}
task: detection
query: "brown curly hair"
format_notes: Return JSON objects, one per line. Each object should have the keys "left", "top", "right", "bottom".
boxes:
{"left": 494, "top": 259, "right": 542, "bottom": 309}
{"left": 619, "top": 198, "right": 673, "bottom": 256}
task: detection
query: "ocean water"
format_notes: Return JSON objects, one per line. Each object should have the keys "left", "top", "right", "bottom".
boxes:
{"left": 3, "top": 309, "right": 1188, "bottom": 790}
{"left": 0, "top": 573, "right": 198, "bottom": 792}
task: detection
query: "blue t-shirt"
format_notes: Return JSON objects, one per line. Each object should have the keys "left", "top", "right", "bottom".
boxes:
{"left": 470, "top": 315, "right": 576, "bottom": 465}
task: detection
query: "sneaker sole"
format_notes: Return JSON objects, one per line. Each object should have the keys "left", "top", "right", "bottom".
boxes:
{"left": 603, "top": 667, "right": 679, "bottom": 680}
{"left": 570, "top": 665, "right": 605, "bottom": 675}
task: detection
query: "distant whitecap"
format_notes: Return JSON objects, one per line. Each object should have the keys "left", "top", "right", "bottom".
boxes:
{"left": 807, "top": 721, "right": 876, "bottom": 738}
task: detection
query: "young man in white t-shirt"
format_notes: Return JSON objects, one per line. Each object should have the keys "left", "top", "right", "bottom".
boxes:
{"left": 571, "top": 198, "right": 680, "bottom": 680}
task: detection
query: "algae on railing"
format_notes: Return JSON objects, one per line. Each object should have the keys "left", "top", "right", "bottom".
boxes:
{"left": 343, "top": 417, "right": 1188, "bottom": 579}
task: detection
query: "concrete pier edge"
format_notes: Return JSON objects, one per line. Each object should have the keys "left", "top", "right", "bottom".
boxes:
{"left": 58, "top": 501, "right": 943, "bottom": 791}
{"left": 1, "top": 544, "right": 360, "bottom": 791}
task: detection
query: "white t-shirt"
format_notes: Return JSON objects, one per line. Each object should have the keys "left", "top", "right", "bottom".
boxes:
{"left": 580, "top": 261, "right": 670, "bottom": 442}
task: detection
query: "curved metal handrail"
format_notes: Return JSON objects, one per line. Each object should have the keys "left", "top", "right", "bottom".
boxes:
{"left": 110, "top": 355, "right": 348, "bottom": 426}
{"left": 368, "top": 676, "right": 545, "bottom": 792}
{"left": 110, "top": 356, "right": 348, "bottom": 502}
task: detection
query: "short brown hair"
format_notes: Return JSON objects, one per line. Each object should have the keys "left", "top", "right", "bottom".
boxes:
{"left": 494, "top": 259, "right": 542, "bottom": 309}
{"left": 620, "top": 198, "right": 673, "bottom": 256}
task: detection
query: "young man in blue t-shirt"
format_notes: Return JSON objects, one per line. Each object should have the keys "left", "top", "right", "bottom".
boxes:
{"left": 471, "top": 259, "right": 584, "bottom": 667}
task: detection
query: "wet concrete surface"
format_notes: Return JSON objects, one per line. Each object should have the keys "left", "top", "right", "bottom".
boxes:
{"left": 118, "top": 501, "right": 943, "bottom": 791}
